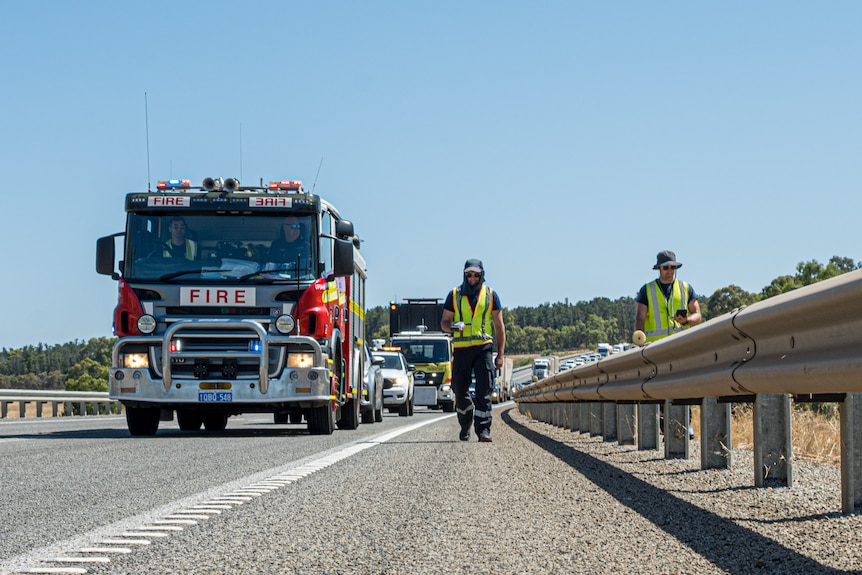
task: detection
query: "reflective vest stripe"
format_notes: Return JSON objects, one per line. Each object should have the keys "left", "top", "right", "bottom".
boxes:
{"left": 452, "top": 286, "right": 494, "bottom": 349}
{"left": 644, "top": 280, "right": 690, "bottom": 342}
{"left": 163, "top": 240, "right": 197, "bottom": 259}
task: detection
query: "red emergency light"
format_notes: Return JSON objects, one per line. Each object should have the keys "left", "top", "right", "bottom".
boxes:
{"left": 268, "top": 180, "right": 303, "bottom": 191}
{"left": 156, "top": 179, "right": 192, "bottom": 190}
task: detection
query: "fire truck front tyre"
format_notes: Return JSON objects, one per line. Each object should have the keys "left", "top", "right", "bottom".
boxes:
{"left": 202, "top": 414, "right": 228, "bottom": 432}
{"left": 177, "top": 410, "right": 203, "bottom": 431}
{"left": 126, "top": 406, "right": 160, "bottom": 436}
{"left": 308, "top": 404, "right": 335, "bottom": 435}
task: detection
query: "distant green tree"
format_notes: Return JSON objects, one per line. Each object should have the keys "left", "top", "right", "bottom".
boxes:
{"left": 705, "top": 285, "right": 759, "bottom": 318}
{"left": 64, "top": 358, "right": 108, "bottom": 392}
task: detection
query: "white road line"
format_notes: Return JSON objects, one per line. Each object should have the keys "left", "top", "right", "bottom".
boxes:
{"left": 1, "top": 413, "right": 453, "bottom": 575}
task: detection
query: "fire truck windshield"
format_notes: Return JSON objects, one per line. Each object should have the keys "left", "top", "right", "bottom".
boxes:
{"left": 124, "top": 213, "right": 318, "bottom": 282}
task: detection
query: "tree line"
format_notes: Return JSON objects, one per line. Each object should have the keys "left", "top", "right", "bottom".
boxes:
{"left": 0, "top": 256, "right": 857, "bottom": 390}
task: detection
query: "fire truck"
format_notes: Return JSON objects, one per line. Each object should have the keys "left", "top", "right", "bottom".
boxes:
{"left": 96, "top": 177, "right": 370, "bottom": 436}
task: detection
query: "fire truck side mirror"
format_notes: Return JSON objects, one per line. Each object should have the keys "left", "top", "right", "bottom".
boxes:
{"left": 333, "top": 237, "right": 353, "bottom": 277}
{"left": 96, "top": 235, "right": 118, "bottom": 278}
{"left": 335, "top": 220, "right": 354, "bottom": 238}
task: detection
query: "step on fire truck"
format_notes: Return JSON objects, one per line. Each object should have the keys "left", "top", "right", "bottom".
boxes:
{"left": 388, "top": 299, "right": 455, "bottom": 412}
{"left": 96, "top": 177, "right": 373, "bottom": 436}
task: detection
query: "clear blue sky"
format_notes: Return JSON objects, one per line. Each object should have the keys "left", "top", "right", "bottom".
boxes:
{"left": 2, "top": 2, "right": 860, "bottom": 350}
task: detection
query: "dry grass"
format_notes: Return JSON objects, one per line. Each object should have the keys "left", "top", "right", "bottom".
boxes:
{"left": 691, "top": 404, "right": 841, "bottom": 465}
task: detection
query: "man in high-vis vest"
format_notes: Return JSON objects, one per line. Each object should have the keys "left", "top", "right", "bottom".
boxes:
{"left": 441, "top": 259, "right": 506, "bottom": 443}
{"left": 162, "top": 216, "right": 198, "bottom": 260}
{"left": 635, "top": 250, "right": 702, "bottom": 438}
{"left": 635, "top": 250, "right": 702, "bottom": 341}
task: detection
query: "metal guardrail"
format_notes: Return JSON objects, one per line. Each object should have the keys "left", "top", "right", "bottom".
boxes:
{"left": 0, "top": 389, "right": 121, "bottom": 418}
{"left": 513, "top": 268, "right": 862, "bottom": 513}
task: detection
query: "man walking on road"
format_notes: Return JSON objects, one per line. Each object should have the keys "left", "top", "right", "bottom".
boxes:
{"left": 441, "top": 259, "right": 506, "bottom": 443}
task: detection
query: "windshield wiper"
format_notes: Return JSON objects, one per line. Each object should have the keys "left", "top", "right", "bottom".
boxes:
{"left": 238, "top": 265, "right": 297, "bottom": 281}
{"left": 158, "top": 267, "right": 213, "bottom": 281}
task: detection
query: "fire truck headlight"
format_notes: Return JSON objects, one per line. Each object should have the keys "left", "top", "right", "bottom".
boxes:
{"left": 287, "top": 352, "right": 314, "bottom": 369}
{"left": 123, "top": 353, "right": 149, "bottom": 369}
{"left": 137, "top": 315, "right": 156, "bottom": 334}
{"left": 275, "top": 315, "right": 296, "bottom": 334}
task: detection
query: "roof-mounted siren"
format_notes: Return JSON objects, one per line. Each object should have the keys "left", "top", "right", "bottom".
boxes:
{"left": 156, "top": 179, "right": 191, "bottom": 191}
{"left": 224, "top": 178, "right": 240, "bottom": 192}
{"left": 267, "top": 180, "right": 303, "bottom": 193}
{"left": 202, "top": 177, "right": 223, "bottom": 192}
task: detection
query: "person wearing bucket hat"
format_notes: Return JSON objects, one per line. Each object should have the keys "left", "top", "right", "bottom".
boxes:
{"left": 441, "top": 259, "right": 506, "bottom": 443}
{"left": 635, "top": 250, "right": 702, "bottom": 439}
{"left": 635, "top": 250, "right": 702, "bottom": 341}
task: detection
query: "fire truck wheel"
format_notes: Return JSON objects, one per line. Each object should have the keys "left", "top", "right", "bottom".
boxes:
{"left": 308, "top": 403, "right": 335, "bottom": 434}
{"left": 177, "top": 410, "right": 203, "bottom": 431}
{"left": 126, "top": 406, "right": 160, "bottom": 436}
{"left": 202, "top": 414, "right": 228, "bottom": 432}
{"left": 337, "top": 397, "right": 360, "bottom": 430}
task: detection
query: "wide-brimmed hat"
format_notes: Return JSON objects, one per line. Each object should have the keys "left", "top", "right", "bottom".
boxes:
{"left": 653, "top": 250, "right": 682, "bottom": 270}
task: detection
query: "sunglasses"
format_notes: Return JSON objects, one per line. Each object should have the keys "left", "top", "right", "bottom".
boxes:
{"left": 284, "top": 223, "right": 302, "bottom": 229}
{"left": 465, "top": 272, "right": 481, "bottom": 278}
{"left": 660, "top": 265, "right": 677, "bottom": 271}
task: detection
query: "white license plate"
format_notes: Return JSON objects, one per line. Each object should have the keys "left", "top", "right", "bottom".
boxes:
{"left": 199, "top": 391, "right": 232, "bottom": 402}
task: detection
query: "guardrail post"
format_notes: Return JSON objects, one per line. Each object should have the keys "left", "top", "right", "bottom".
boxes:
{"left": 664, "top": 401, "right": 690, "bottom": 459}
{"left": 840, "top": 393, "right": 862, "bottom": 513}
{"left": 570, "top": 403, "right": 580, "bottom": 432}
{"left": 638, "top": 404, "right": 660, "bottom": 450}
{"left": 589, "top": 403, "right": 602, "bottom": 436}
{"left": 36, "top": 401, "right": 43, "bottom": 417}
{"left": 579, "top": 404, "right": 589, "bottom": 434}
{"left": 1, "top": 401, "right": 7, "bottom": 418}
{"left": 19, "top": 401, "right": 27, "bottom": 418}
{"left": 617, "top": 404, "right": 636, "bottom": 446}
{"left": 78, "top": 401, "right": 87, "bottom": 416}
{"left": 51, "top": 401, "right": 59, "bottom": 417}
{"left": 701, "top": 398, "right": 731, "bottom": 469}
{"left": 754, "top": 394, "right": 792, "bottom": 487}
{"left": 602, "top": 403, "right": 617, "bottom": 441}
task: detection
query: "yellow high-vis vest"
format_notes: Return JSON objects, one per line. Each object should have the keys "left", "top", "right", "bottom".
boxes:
{"left": 163, "top": 239, "right": 198, "bottom": 260}
{"left": 452, "top": 285, "right": 495, "bottom": 349}
{"left": 643, "top": 279, "right": 691, "bottom": 342}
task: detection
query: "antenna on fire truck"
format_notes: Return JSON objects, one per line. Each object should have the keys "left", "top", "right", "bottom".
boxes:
{"left": 145, "top": 92, "right": 152, "bottom": 192}
{"left": 311, "top": 156, "right": 324, "bottom": 192}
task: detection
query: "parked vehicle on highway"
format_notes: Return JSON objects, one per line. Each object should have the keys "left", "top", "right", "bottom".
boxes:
{"left": 378, "top": 350, "right": 415, "bottom": 417}
{"left": 391, "top": 329, "right": 455, "bottom": 412}
{"left": 362, "top": 344, "right": 385, "bottom": 423}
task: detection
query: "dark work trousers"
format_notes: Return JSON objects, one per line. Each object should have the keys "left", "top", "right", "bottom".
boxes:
{"left": 452, "top": 343, "right": 495, "bottom": 436}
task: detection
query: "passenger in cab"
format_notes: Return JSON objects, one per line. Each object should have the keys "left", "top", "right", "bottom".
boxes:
{"left": 162, "top": 216, "right": 198, "bottom": 260}
{"left": 268, "top": 216, "right": 310, "bottom": 265}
